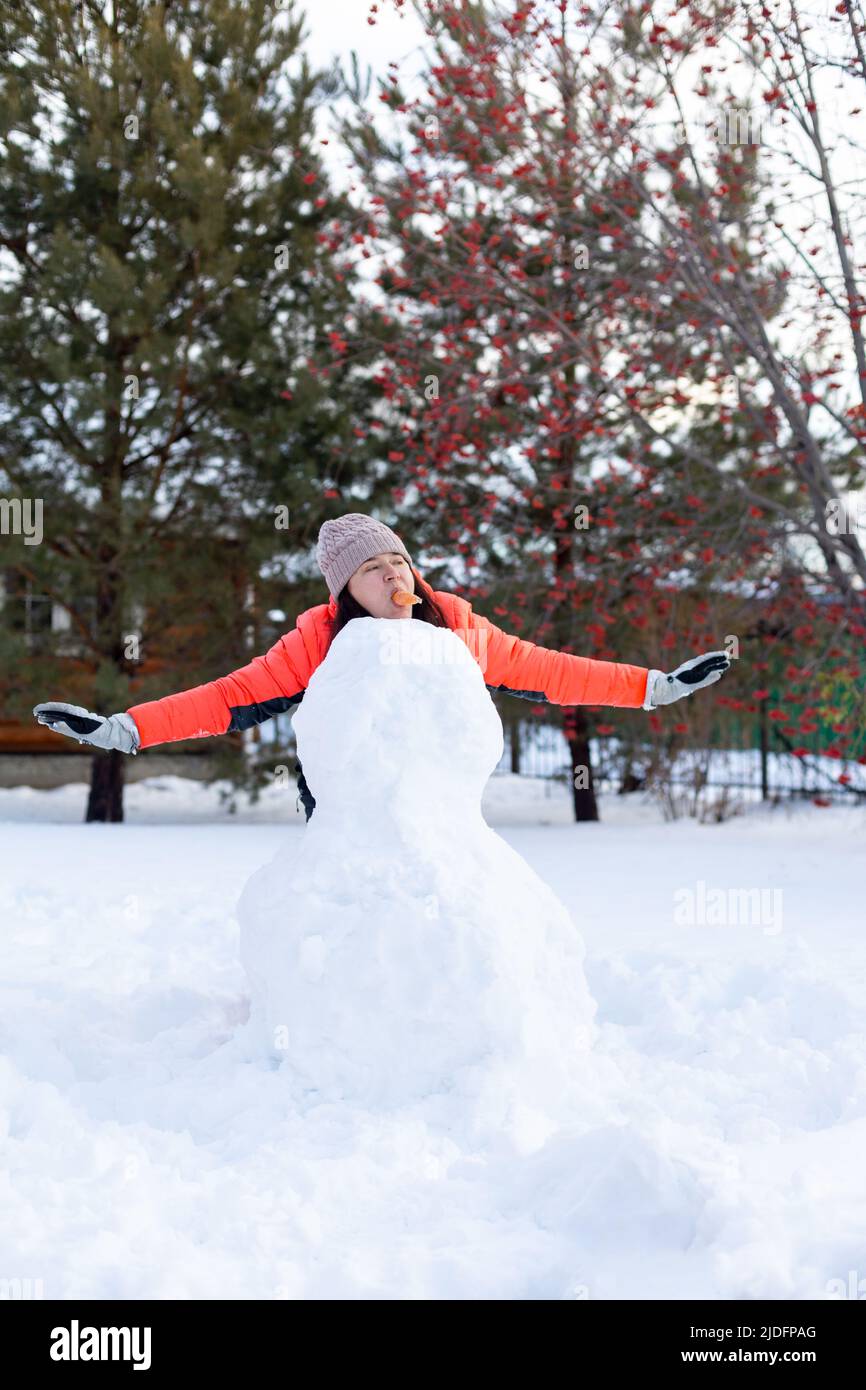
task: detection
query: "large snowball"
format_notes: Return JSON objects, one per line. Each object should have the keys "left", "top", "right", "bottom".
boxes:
{"left": 237, "top": 617, "right": 600, "bottom": 1147}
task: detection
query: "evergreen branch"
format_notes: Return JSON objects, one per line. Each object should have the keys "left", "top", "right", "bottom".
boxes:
{"left": 6, "top": 560, "right": 100, "bottom": 654}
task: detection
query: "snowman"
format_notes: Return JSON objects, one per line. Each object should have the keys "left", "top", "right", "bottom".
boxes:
{"left": 235, "top": 616, "right": 609, "bottom": 1149}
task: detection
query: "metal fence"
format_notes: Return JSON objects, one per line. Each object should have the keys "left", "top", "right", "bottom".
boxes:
{"left": 493, "top": 721, "right": 866, "bottom": 806}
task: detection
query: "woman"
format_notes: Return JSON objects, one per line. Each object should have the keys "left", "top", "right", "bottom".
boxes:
{"left": 34, "top": 511, "right": 731, "bottom": 815}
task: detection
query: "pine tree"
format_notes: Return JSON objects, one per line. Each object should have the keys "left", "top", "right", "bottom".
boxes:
{"left": 0, "top": 0, "right": 384, "bottom": 820}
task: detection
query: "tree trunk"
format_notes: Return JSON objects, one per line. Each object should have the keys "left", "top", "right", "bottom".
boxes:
{"left": 759, "top": 697, "right": 769, "bottom": 802}
{"left": 510, "top": 717, "right": 521, "bottom": 774}
{"left": 565, "top": 706, "right": 599, "bottom": 821}
{"left": 86, "top": 750, "right": 125, "bottom": 822}
{"left": 86, "top": 316, "right": 128, "bottom": 822}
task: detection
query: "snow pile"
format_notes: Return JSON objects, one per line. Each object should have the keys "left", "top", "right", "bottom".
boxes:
{"left": 236, "top": 617, "right": 610, "bottom": 1149}
{"left": 2, "top": 667, "right": 865, "bottom": 1298}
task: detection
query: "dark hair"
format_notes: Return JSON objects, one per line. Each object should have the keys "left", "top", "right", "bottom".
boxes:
{"left": 328, "top": 566, "right": 449, "bottom": 644}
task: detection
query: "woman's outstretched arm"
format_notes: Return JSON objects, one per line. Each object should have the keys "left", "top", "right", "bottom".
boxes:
{"left": 34, "top": 622, "right": 315, "bottom": 753}
{"left": 444, "top": 595, "right": 660, "bottom": 708}
{"left": 125, "top": 624, "right": 312, "bottom": 749}
{"left": 439, "top": 592, "right": 728, "bottom": 709}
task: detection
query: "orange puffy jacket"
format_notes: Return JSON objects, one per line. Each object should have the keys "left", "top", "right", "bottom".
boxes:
{"left": 126, "top": 584, "right": 653, "bottom": 750}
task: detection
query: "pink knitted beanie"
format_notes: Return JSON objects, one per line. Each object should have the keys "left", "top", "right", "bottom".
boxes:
{"left": 316, "top": 513, "right": 413, "bottom": 599}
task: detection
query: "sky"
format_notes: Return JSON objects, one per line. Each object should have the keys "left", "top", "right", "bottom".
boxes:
{"left": 299, "top": 0, "right": 429, "bottom": 84}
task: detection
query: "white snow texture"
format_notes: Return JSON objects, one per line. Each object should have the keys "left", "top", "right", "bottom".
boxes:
{"left": 237, "top": 617, "right": 602, "bottom": 1147}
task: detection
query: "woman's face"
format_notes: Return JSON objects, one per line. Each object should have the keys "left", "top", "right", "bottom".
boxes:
{"left": 346, "top": 551, "right": 416, "bottom": 619}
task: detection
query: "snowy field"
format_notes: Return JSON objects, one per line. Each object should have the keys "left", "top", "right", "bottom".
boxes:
{"left": 1, "top": 773, "right": 864, "bottom": 1301}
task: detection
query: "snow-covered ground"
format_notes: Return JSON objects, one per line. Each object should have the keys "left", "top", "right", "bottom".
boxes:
{"left": 1, "top": 773, "right": 864, "bottom": 1301}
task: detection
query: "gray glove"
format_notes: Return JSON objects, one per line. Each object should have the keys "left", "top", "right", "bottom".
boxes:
{"left": 33, "top": 702, "right": 140, "bottom": 754}
{"left": 642, "top": 651, "right": 731, "bottom": 709}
